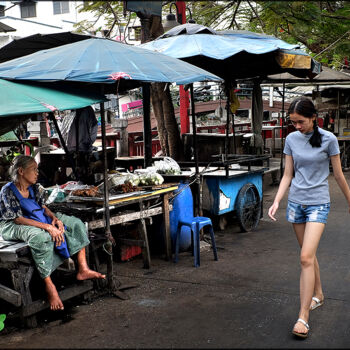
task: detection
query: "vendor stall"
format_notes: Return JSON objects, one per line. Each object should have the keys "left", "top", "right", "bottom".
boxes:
{"left": 48, "top": 182, "right": 178, "bottom": 269}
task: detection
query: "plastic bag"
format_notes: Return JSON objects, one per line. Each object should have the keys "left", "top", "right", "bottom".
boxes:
{"left": 153, "top": 157, "right": 181, "bottom": 175}
{"left": 46, "top": 185, "right": 67, "bottom": 204}
{"left": 97, "top": 173, "right": 135, "bottom": 192}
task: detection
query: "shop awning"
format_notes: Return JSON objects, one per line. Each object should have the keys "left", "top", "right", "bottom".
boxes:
{"left": 0, "top": 79, "right": 107, "bottom": 135}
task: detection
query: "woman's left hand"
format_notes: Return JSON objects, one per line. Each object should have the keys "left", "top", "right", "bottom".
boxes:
{"left": 52, "top": 217, "right": 64, "bottom": 234}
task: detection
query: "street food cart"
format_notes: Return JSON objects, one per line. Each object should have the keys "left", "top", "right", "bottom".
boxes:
{"left": 163, "top": 154, "right": 270, "bottom": 232}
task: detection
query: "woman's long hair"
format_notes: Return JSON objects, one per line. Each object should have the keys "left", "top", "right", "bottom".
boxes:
{"left": 288, "top": 97, "right": 322, "bottom": 147}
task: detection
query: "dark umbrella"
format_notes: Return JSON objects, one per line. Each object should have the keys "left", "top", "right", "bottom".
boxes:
{"left": 0, "top": 31, "right": 92, "bottom": 63}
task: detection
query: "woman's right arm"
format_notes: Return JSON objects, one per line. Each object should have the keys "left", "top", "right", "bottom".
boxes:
{"left": 14, "top": 216, "right": 65, "bottom": 245}
{"left": 268, "top": 155, "right": 294, "bottom": 221}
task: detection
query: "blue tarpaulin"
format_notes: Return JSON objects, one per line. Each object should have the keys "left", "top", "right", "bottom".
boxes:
{"left": 0, "top": 37, "right": 222, "bottom": 90}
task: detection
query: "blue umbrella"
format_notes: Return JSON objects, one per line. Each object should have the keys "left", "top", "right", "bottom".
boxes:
{"left": 0, "top": 37, "right": 222, "bottom": 93}
{"left": 0, "top": 35, "right": 222, "bottom": 267}
{"left": 141, "top": 23, "right": 320, "bottom": 79}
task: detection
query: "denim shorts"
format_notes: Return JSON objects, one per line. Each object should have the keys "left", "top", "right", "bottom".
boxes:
{"left": 286, "top": 201, "right": 330, "bottom": 224}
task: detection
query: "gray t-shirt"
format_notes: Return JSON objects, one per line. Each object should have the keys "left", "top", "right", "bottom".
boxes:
{"left": 284, "top": 128, "right": 339, "bottom": 205}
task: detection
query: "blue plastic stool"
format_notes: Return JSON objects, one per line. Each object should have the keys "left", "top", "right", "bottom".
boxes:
{"left": 174, "top": 216, "right": 218, "bottom": 267}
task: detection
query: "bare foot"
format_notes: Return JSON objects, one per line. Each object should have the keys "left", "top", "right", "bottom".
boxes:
{"left": 45, "top": 282, "right": 64, "bottom": 311}
{"left": 76, "top": 268, "right": 106, "bottom": 281}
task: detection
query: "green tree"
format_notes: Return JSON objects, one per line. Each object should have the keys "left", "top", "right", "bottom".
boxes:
{"left": 186, "top": 1, "right": 350, "bottom": 70}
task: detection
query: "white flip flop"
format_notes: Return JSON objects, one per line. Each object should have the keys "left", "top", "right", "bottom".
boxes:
{"left": 310, "top": 296, "right": 324, "bottom": 311}
{"left": 292, "top": 318, "right": 309, "bottom": 338}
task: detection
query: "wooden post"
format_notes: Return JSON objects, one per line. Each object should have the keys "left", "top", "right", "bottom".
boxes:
{"left": 162, "top": 192, "right": 172, "bottom": 260}
{"left": 11, "top": 267, "right": 37, "bottom": 328}
{"left": 139, "top": 202, "right": 151, "bottom": 269}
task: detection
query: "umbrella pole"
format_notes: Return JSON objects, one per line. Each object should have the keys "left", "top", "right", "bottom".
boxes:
{"left": 49, "top": 112, "right": 78, "bottom": 179}
{"left": 100, "top": 98, "right": 115, "bottom": 291}
{"left": 224, "top": 81, "right": 230, "bottom": 161}
{"left": 142, "top": 83, "right": 152, "bottom": 168}
{"left": 75, "top": 110, "right": 80, "bottom": 178}
{"left": 190, "top": 84, "right": 200, "bottom": 216}
{"left": 280, "top": 82, "right": 285, "bottom": 180}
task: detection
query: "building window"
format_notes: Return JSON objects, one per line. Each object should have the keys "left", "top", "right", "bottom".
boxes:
{"left": 0, "top": 5, "right": 4, "bottom": 17}
{"left": 128, "top": 26, "right": 141, "bottom": 41}
{"left": 20, "top": 1, "right": 36, "bottom": 18}
{"left": 53, "top": 1, "right": 69, "bottom": 15}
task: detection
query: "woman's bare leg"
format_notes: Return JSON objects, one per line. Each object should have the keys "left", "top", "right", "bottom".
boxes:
{"left": 292, "top": 222, "right": 325, "bottom": 334}
{"left": 293, "top": 224, "right": 324, "bottom": 308}
{"left": 76, "top": 247, "right": 106, "bottom": 280}
{"left": 311, "top": 256, "right": 324, "bottom": 307}
{"left": 44, "top": 276, "right": 64, "bottom": 311}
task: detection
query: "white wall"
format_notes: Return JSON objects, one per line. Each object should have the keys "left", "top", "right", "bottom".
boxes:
{"left": 0, "top": 1, "right": 108, "bottom": 45}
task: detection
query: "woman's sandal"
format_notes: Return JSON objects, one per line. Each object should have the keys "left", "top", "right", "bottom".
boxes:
{"left": 292, "top": 318, "right": 309, "bottom": 338}
{"left": 310, "top": 296, "right": 324, "bottom": 311}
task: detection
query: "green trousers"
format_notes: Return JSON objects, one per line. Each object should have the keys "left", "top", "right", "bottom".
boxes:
{"left": 0, "top": 212, "right": 90, "bottom": 279}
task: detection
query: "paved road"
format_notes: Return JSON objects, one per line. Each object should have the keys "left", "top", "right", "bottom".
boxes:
{"left": 0, "top": 173, "right": 350, "bottom": 348}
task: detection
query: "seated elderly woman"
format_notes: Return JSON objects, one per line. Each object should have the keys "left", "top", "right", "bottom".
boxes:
{"left": 0, "top": 155, "right": 105, "bottom": 311}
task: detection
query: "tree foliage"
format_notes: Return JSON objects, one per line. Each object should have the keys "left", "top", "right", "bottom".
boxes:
{"left": 74, "top": 1, "right": 137, "bottom": 41}
{"left": 186, "top": 1, "right": 350, "bottom": 70}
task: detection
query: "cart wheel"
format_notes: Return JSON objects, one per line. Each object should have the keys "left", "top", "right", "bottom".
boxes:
{"left": 236, "top": 183, "right": 261, "bottom": 232}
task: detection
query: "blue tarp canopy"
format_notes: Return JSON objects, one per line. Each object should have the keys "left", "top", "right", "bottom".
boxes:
{"left": 141, "top": 24, "right": 320, "bottom": 80}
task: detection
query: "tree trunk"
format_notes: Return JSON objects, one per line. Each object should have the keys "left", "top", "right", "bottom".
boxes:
{"left": 138, "top": 13, "right": 184, "bottom": 161}
{"left": 162, "top": 84, "right": 184, "bottom": 160}
{"left": 150, "top": 82, "right": 169, "bottom": 155}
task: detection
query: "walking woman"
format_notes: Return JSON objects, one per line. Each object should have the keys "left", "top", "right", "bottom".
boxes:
{"left": 0, "top": 155, "right": 105, "bottom": 311}
{"left": 268, "top": 97, "right": 350, "bottom": 338}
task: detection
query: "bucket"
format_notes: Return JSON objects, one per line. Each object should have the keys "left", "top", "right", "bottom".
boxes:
{"left": 169, "top": 182, "right": 193, "bottom": 252}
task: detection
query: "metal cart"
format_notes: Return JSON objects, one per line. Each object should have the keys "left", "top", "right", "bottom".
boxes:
{"left": 164, "top": 154, "right": 271, "bottom": 232}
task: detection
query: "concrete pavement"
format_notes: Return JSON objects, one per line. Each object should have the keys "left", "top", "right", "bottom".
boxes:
{"left": 0, "top": 173, "right": 350, "bottom": 348}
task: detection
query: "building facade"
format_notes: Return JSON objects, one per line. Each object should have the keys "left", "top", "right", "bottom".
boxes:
{"left": 0, "top": 0, "right": 109, "bottom": 47}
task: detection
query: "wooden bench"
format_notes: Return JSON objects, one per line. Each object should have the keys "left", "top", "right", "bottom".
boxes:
{"left": 0, "top": 237, "right": 93, "bottom": 328}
